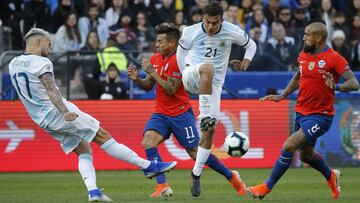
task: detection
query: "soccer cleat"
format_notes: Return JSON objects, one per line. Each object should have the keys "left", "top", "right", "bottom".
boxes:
{"left": 229, "top": 170, "right": 247, "bottom": 195}
{"left": 190, "top": 171, "right": 201, "bottom": 197}
{"left": 247, "top": 182, "right": 271, "bottom": 200}
{"left": 328, "top": 169, "right": 341, "bottom": 199}
{"left": 143, "top": 160, "right": 177, "bottom": 178}
{"left": 200, "top": 116, "right": 217, "bottom": 131}
{"left": 88, "top": 189, "right": 113, "bottom": 202}
{"left": 150, "top": 183, "right": 173, "bottom": 198}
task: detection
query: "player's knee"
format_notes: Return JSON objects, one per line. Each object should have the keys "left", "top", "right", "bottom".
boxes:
{"left": 282, "top": 141, "right": 297, "bottom": 153}
{"left": 141, "top": 133, "right": 158, "bottom": 149}
{"left": 186, "top": 148, "right": 197, "bottom": 160}
{"left": 300, "top": 152, "right": 314, "bottom": 163}
{"left": 199, "top": 64, "right": 214, "bottom": 78}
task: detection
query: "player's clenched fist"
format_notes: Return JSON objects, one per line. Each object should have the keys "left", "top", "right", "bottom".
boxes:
{"left": 64, "top": 112, "right": 79, "bottom": 121}
{"left": 230, "top": 58, "right": 251, "bottom": 71}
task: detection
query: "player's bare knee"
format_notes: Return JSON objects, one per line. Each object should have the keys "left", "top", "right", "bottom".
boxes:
{"left": 93, "top": 127, "right": 112, "bottom": 145}
{"left": 199, "top": 64, "right": 214, "bottom": 78}
{"left": 142, "top": 131, "right": 161, "bottom": 149}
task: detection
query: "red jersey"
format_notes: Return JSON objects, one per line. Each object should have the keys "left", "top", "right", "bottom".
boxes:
{"left": 295, "top": 47, "right": 350, "bottom": 116}
{"left": 149, "top": 52, "right": 190, "bottom": 116}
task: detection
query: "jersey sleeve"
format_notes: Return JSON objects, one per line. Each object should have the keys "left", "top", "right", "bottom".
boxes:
{"left": 36, "top": 59, "right": 54, "bottom": 78}
{"left": 231, "top": 25, "right": 250, "bottom": 47}
{"left": 167, "top": 55, "right": 182, "bottom": 79}
{"left": 178, "top": 27, "right": 192, "bottom": 50}
{"left": 332, "top": 53, "right": 350, "bottom": 76}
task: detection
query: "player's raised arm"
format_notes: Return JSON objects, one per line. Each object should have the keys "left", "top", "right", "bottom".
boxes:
{"left": 127, "top": 64, "right": 155, "bottom": 91}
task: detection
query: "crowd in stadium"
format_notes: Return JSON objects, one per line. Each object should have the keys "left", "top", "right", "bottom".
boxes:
{"left": 1, "top": 0, "right": 360, "bottom": 99}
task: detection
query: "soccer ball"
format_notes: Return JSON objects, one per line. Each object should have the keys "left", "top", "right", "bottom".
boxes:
{"left": 223, "top": 132, "right": 249, "bottom": 157}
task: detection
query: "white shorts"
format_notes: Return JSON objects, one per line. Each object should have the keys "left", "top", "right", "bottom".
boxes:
{"left": 44, "top": 101, "right": 100, "bottom": 154}
{"left": 182, "top": 63, "right": 222, "bottom": 119}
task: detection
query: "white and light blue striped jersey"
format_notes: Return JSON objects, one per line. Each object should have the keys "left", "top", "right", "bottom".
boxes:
{"left": 9, "top": 54, "right": 61, "bottom": 127}
{"left": 178, "top": 21, "right": 251, "bottom": 86}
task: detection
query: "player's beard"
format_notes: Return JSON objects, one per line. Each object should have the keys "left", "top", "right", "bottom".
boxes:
{"left": 303, "top": 43, "right": 315, "bottom": 53}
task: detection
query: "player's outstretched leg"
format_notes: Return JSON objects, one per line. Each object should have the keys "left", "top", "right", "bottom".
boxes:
{"left": 205, "top": 153, "right": 246, "bottom": 195}
{"left": 94, "top": 128, "right": 177, "bottom": 178}
{"left": 145, "top": 148, "right": 173, "bottom": 197}
{"left": 300, "top": 148, "right": 341, "bottom": 199}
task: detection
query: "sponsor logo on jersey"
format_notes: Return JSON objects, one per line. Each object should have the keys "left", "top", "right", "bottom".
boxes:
{"left": 200, "top": 41, "right": 205, "bottom": 46}
{"left": 308, "top": 62, "right": 315, "bottom": 70}
{"left": 318, "top": 60, "right": 326, "bottom": 68}
{"left": 164, "top": 63, "right": 169, "bottom": 71}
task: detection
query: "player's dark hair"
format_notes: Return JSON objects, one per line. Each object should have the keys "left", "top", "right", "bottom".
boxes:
{"left": 155, "top": 23, "right": 180, "bottom": 42}
{"left": 203, "top": 1, "right": 223, "bottom": 17}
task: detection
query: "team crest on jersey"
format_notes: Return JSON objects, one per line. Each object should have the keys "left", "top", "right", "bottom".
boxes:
{"left": 220, "top": 41, "right": 225, "bottom": 47}
{"left": 308, "top": 62, "right": 315, "bottom": 70}
{"left": 318, "top": 60, "right": 326, "bottom": 68}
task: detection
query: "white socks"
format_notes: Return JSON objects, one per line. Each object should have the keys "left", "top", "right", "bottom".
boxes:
{"left": 192, "top": 146, "right": 211, "bottom": 176}
{"left": 101, "top": 138, "right": 151, "bottom": 169}
{"left": 199, "top": 94, "right": 212, "bottom": 119}
{"left": 78, "top": 154, "right": 97, "bottom": 191}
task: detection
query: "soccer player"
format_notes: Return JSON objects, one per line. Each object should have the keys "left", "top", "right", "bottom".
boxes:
{"left": 127, "top": 23, "right": 246, "bottom": 198}
{"left": 247, "top": 22, "right": 359, "bottom": 200}
{"left": 176, "top": 1, "right": 257, "bottom": 196}
{"left": 9, "top": 28, "right": 177, "bottom": 202}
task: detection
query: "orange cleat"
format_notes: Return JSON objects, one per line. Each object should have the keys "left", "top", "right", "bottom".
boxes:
{"left": 149, "top": 183, "right": 173, "bottom": 198}
{"left": 247, "top": 182, "right": 271, "bottom": 200}
{"left": 229, "top": 170, "right": 247, "bottom": 195}
{"left": 327, "top": 169, "right": 341, "bottom": 199}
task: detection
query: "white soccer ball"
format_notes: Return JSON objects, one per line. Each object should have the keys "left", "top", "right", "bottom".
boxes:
{"left": 223, "top": 132, "right": 250, "bottom": 157}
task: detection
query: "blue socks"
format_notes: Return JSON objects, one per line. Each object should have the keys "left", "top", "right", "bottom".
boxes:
{"left": 265, "top": 150, "right": 294, "bottom": 189}
{"left": 205, "top": 153, "right": 233, "bottom": 180}
{"left": 305, "top": 152, "right": 331, "bottom": 180}
{"left": 145, "top": 148, "right": 166, "bottom": 184}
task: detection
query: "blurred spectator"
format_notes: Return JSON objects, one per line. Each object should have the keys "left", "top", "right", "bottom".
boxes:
{"left": 299, "top": 0, "right": 317, "bottom": 22}
{"left": 333, "top": 12, "right": 350, "bottom": 41}
{"left": 91, "top": 0, "right": 106, "bottom": 16}
{"left": 84, "top": 40, "right": 128, "bottom": 99}
{"left": 225, "top": 4, "right": 243, "bottom": 28}
{"left": 129, "top": 0, "right": 161, "bottom": 27}
{"left": 317, "top": 0, "right": 336, "bottom": 44}
{"left": 105, "top": 0, "right": 127, "bottom": 27}
{"left": 248, "top": 26, "right": 288, "bottom": 71}
{"left": 347, "top": 0, "right": 360, "bottom": 25}
{"left": 220, "top": 0, "right": 229, "bottom": 11}
{"left": 265, "top": 22, "right": 297, "bottom": 71}
{"left": 264, "top": 0, "right": 280, "bottom": 26}
{"left": 189, "top": 8, "right": 203, "bottom": 25}
{"left": 350, "top": 14, "right": 360, "bottom": 47}
{"left": 188, "top": 0, "right": 209, "bottom": 23}
{"left": 292, "top": 6, "right": 308, "bottom": 52}
{"left": 53, "top": 11, "right": 82, "bottom": 53}
{"left": 246, "top": 9, "right": 269, "bottom": 43}
{"left": 115, "top": 29, "right": 137, "bottom": 51}
{"left": 81, "top": 31, "right": 103, "bottom": 51}
{"left": 351, "top": 40, "right": 360, "bottom": 70}
{"left": 172, "top": 10, "right": 186, "bottom": 27}
{"left": 78, "top": 3, "right": 109, "bottom": 48}
{"left": 50, "top": 0, "right": 73, "bottom": 33}
{"left": 276, "top": 7, "right": 294, "bottom": 37}
{"left": 23, "top": 0, "right": 51, "bottom": 34}
{"left": 238, "top": 0, "right": 253, "bottom": 26}
{"left": 134, "top": 11, "right": 156, "bottom": 52}
{"left": 331, "top": 30, "right": 351, "bottom": 62}
{"left": 99, "top": 64, "right": 128, "bottom": 100}
{"left": 157, "top": 0, "right": 174, "bottom": 23}
{"left": 0, "top": 0, "right": 23, "bottom": 50}
{"left": 109, "top": 9, "right": 137, "bottom": 43}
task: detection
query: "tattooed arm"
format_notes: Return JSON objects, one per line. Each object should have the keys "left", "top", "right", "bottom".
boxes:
{"left": 40, "top": 73, "right": 78, "bottom": 121}
{"left": 127, "top": 65, "right": 155, "bottom": 91}
{"left": 149, "top": 71, "right": 182, "bottom": 95}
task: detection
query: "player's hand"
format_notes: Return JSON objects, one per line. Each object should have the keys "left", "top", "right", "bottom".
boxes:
{"left": 64, "top": 112, "right": 79, "bottom": 121}
{"left": 259, "top": 94, "right": 284, "bottom": 102}
{"left": 323, "top": 72, "right": 335, "bottom": 90}
{"left": 230, "top": 58, "right": 250, "bottom": 71}
{"left": 141, "top": 58, "right": 155, "bottom": 74}
{"left": 127, "top": 65, "right": 138, "bottom": 81}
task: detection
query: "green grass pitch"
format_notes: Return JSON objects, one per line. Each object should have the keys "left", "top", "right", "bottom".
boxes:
{"left": 0, "top": 168, "right": 359, "bottom": 203}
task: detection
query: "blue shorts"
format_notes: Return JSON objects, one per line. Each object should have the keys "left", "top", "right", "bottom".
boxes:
{"left": 294, "top": 113, "right": 333, "bottom": 147}
{"left": 144, "top": 108, "right": 199, "bottom": 149}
